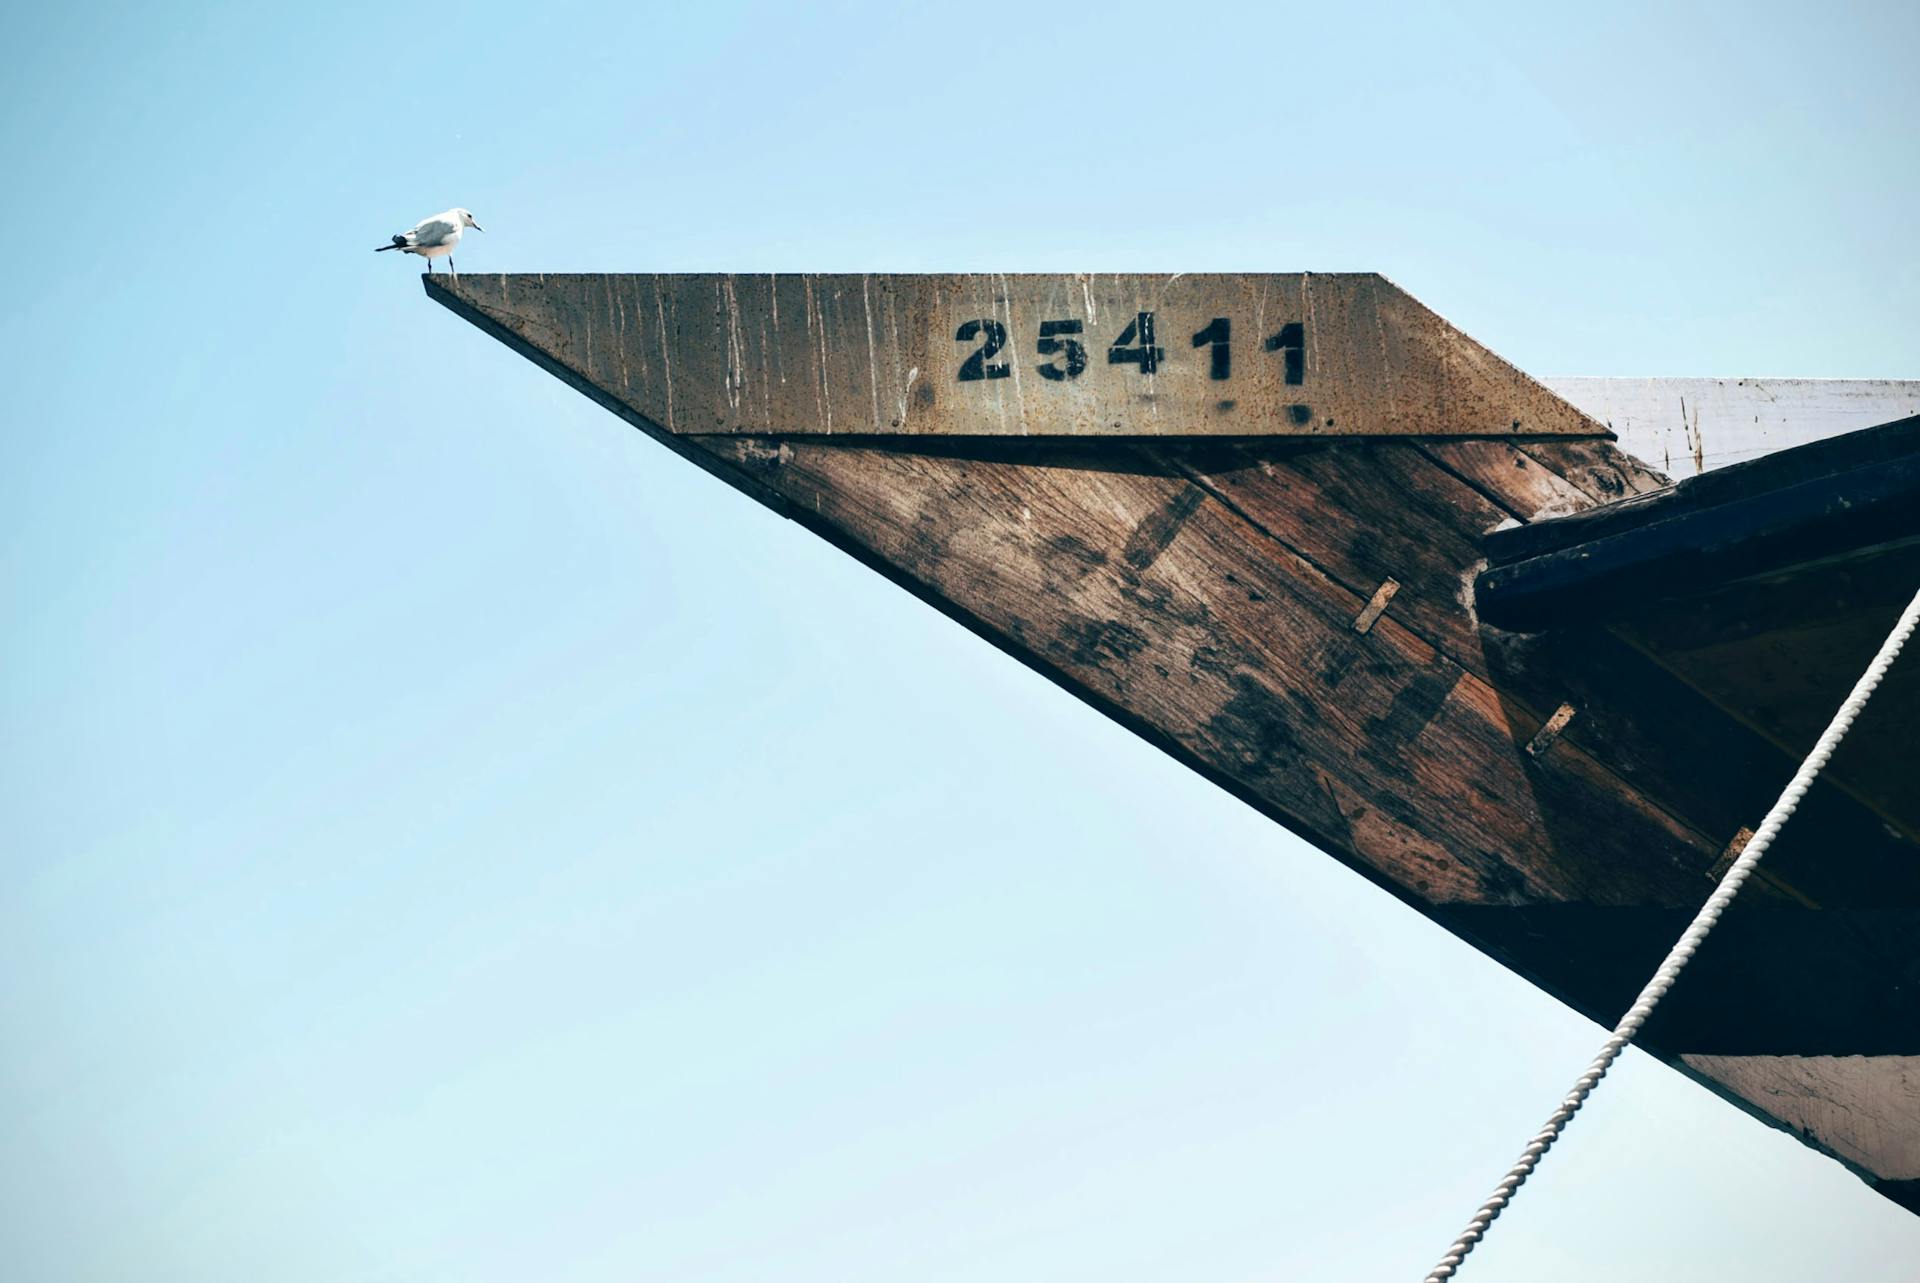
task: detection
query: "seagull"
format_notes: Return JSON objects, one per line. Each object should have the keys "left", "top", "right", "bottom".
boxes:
{"left": 374, "top": 208, "right": 482, "bottom": 275}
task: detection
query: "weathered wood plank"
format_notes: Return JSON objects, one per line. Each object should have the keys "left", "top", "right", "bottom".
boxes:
{"left": 1153, "top": 440, "right": 1499, "bottom": 669}
{"left": 1416, "top": 438, "right": 1598, "bottom": 522}
{"left": 449, "top": 272, "right": 1610, "bottom": 439}
{"left": 1516, "top": 437, "right": 1670, "bottom": 504}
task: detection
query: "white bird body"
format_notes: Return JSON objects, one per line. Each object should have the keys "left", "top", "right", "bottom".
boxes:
{"left": 376, "top": 207, "right": 483, "bottom": 274}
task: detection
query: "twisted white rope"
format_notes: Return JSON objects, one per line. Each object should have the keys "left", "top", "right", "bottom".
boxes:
{"left": 1423, "top": 584, "right": 1920, "bottom": 1282}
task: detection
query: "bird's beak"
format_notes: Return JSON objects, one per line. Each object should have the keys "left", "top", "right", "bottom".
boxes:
{"left": 472, "top": 222, "right": 484, "bottom": 232}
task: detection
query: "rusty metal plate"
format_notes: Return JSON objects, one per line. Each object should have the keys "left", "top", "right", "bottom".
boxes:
{"left": 429, "top": 273, "right": 1605, "bottom": 438}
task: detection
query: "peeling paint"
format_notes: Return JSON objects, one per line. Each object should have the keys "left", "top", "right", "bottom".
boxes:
{"left": 899, "top": 366, "right": 919, "bottom": 428}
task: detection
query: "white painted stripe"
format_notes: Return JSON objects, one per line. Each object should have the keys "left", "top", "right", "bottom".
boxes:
{"left": 1542, "top": 378, "right": 1920, "bottom": 478}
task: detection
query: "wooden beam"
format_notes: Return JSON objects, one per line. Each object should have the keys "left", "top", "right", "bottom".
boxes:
{"left": 433, "top": 273, "right": 1607, "bottom": 439}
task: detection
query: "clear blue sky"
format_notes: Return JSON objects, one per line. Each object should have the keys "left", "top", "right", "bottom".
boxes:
{"left": 4, "top": 2, "right": 1918, "bottom": 1279}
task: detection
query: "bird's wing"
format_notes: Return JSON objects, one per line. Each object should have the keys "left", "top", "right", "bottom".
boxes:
{"left": 409, "top": 218, "right": 459, "bottom": 248}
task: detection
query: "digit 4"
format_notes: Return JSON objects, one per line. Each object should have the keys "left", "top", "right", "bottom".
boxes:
{"left": 1107, "top": 312, "right": 1163, "bottom": 375}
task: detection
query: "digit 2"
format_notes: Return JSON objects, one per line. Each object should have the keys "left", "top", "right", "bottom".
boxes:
{"left": 955, "top": 319, "right": 1010, "bottom": 381}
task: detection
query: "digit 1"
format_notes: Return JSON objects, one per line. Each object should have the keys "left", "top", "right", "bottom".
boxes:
{"left": 1192, "top": 318, "right": 1230, "bottom": 381}
{"left": 1264, "top": 322, "right": 1305, "bottom": 385}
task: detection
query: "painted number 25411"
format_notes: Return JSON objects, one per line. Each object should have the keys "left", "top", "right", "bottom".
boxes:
{"left": 955, "top": 313, "right": 1306, "bottom": 386}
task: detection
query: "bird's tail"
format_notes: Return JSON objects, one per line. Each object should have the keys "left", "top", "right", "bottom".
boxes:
{"left": 374, "top": 235, "right": 408, "bottom": 252}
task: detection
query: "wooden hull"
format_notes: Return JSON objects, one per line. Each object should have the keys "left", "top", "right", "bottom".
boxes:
{"left": 427, "top": 273, "right": 1920, "bottom": 1215}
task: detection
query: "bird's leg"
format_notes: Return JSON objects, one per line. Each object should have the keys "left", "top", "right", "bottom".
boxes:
{"left": 424, "top": 257, "right": 432, "bottom": 275}
{"left": 450, "top": 256, "right": 456, "bottom": 278}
